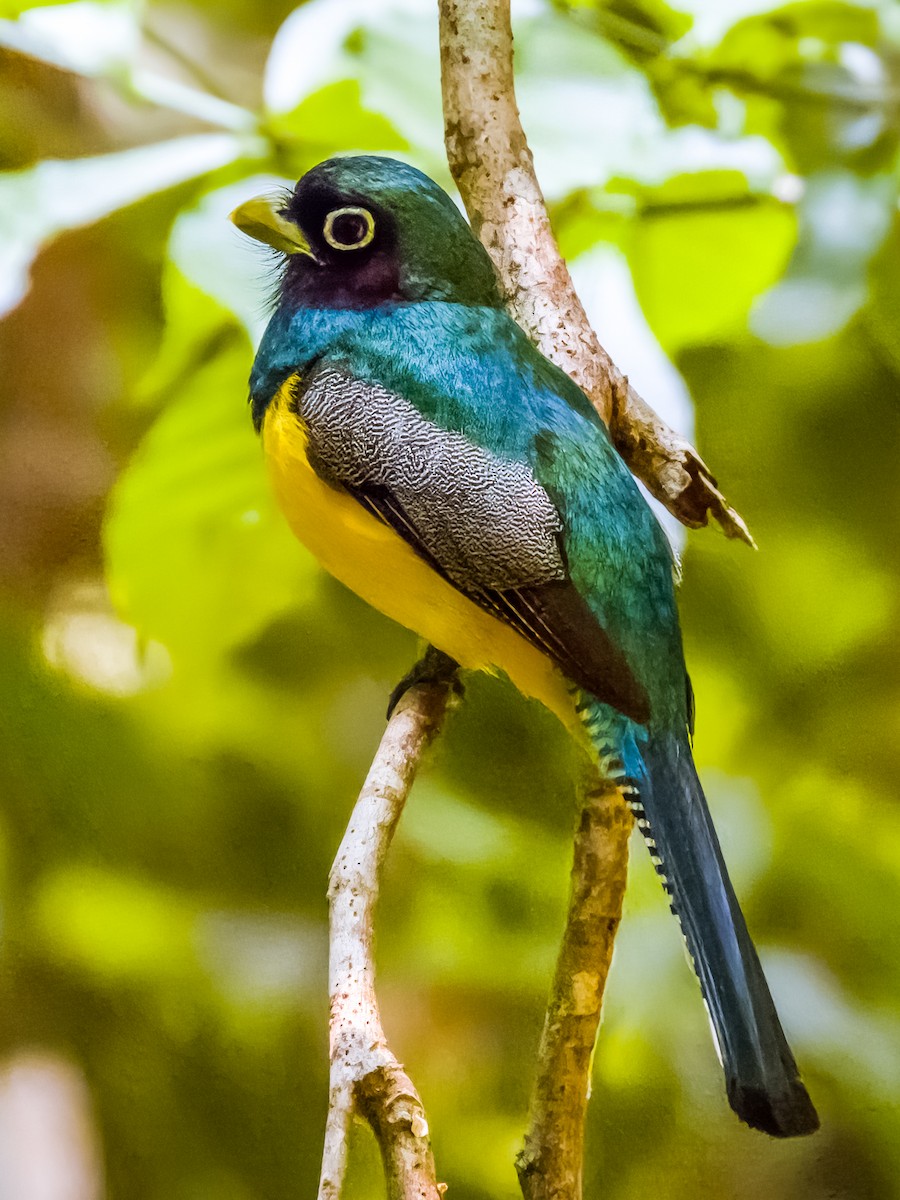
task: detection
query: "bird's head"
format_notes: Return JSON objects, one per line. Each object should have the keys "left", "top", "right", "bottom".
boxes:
{"left": 230, "top": 155, "right": 504, "bottom": 311}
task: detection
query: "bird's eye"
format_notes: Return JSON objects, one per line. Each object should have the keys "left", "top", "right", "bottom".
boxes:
{"left": 323, "top": 206, "right": 376, "bottom": 251}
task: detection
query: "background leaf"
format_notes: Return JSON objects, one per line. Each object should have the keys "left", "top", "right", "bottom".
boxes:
{"left": 105, "top": 338, "right": 317, "bottom": 668}
{"left": 0, "top": 136, "right": 252, "bottom": 317}
{"left": 625, "top": 171, "right": 797, "bottom": 349}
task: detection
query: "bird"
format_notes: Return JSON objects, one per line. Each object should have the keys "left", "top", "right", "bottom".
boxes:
{"left": 230, "top": 154, "right": 819, "bottom": 1138}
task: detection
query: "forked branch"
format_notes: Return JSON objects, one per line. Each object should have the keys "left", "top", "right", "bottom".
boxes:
{"left": 317, "top": 655, "right": 457, "bottom": 1200}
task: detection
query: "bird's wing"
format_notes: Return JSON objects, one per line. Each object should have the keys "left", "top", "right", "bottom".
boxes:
{"left": 294, "top": 366, "right": 649, "bottom": 723}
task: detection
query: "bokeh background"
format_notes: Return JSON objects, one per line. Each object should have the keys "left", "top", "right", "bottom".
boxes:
{"left": 1, "top": 0, "right": 899, "bottom": 1196}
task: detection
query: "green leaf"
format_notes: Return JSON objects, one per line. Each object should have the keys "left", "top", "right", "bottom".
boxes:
{"left": 564, "top": 0, "right": 696, "bottom": 59}
{"left": 864, "top": 217, "right": 900, "bottom": 374}
{"left": 625, "top": 172, "right": 796, "bottom": 349}
{"left": 744, "top": 2, "right": 879, "bottom": 48}
{"left": 104, "top": 340, "right": 317, "bottom": 669}
{"left": 707, "top": 14, "right": 799, "bottom": 83}
{"left": 647, "top": 55, "right": 719, "bottom": 126}
{"left": 266, "top": 79, "right": 408, "bottom": 177}
{"left": 704, "top": 3, "right": 893, "bottom": 172}
{"left": 687, "top": 0, "right": 881, "bottom": 48}
{"left": 0, "top": 136, "right": 248, "bottom": 317}
{"left": 135, "top": 263, "right": 244, "bottom": 411}
{"left": 551, "top": 188, "right": 633, "bottom": 259}
{"left": 0, "top": 0, "right": 138, "bottom": 74}
{"left": 0, "top": 0, "right": 82, "bottom": 13}
{"left": 751, "top": 530, "right": 893, "bottom": 666}
{"left": 168, "top": 175, "right": 292, "bottom": 341}
{"left": 558, "top": 0, "right": 693, "bottom": 60}
{"left": 32, "top": 864, "right": 197, "bottom": 983}
{"left": 263, "top": 0, "right": 367, "bottom": 113}
{"left": 751, "top": 170, "right": 895, "bottom": 345}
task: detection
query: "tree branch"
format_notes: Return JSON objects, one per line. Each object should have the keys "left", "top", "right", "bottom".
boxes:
{"left": 516, "top": 769, "right": 632, "bottom": 1199}
{"left": 439, "top": 0, "right": 755, "bottom": 547}
{"left": 317, "top": 654, "right": 457, "bottom": 1200}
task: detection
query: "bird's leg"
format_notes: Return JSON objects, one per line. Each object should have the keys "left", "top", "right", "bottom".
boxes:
{"left": 386, "top": 645, "right": 462, "bottom": 720}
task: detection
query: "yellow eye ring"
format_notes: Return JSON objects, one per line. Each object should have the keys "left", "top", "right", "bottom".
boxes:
{"left": 323, "top": 206, "right": 376, "bottom": 251}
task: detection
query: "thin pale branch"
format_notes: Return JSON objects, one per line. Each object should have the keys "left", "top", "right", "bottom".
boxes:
{"left": 439, "top": 0, "right": 755, "bottom": 547}
{"left": 516, "top": 769, "right": 632, "bottom": 1199}
{"left": 317, "top": 655, "right": 457, "bottom": 1200}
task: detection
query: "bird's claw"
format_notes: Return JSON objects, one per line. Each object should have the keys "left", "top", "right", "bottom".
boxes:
{"left": 386, "top": 646, "right": 462, "bottom": 720}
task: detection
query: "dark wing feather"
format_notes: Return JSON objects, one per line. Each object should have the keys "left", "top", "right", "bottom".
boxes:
{"left": 482, "top": 583, "right": 650, "bottom": 724}
{"left": 296, "top": 367, "right": 650, "bottom": 724}
{"left": 357, "top": 491, "right": 650, "bottom": 724}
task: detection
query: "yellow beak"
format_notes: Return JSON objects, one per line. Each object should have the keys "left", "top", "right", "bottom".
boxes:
{"left": 228, "top": 195, "right": 314, "bottom": 257}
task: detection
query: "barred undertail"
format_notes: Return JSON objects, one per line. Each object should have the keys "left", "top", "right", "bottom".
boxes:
{"left": 579, "top": 697, "right": 819, "bottom": 1138}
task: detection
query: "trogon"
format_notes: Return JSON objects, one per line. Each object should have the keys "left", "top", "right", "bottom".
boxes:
{"left": 230, "top": 155, "right": 818, "bottom": 1138}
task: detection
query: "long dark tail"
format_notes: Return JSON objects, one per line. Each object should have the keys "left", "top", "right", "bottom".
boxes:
{"left": 597, "top": 724, "right": 819, "bottom": 1137}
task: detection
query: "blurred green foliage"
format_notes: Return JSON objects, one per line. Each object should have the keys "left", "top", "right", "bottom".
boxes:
{"left": 1, "top": 0, "right": 898, "bottom": 1196}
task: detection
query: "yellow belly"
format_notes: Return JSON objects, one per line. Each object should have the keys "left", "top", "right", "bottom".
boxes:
{"left": 262, "top": 376, "right": 579, "bottom": 731}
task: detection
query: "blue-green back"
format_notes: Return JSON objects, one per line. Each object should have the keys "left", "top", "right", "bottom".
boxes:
{"left": 252, "top": 299, "right": 688, "bottom": 729}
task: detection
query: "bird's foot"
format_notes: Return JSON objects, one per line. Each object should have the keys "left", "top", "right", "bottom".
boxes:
{"left": 386, "top": 646, "right": 462, "bottom": 720}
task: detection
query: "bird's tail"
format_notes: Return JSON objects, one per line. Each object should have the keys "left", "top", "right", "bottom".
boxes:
{"left": 588, "top": 712, "right": 819, "bottom": 1137}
